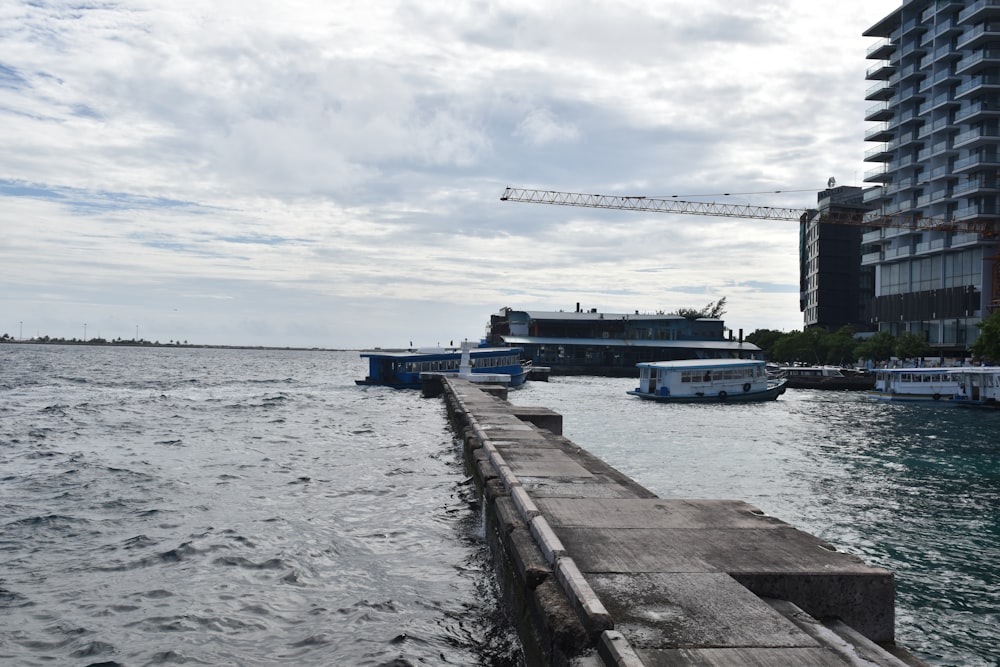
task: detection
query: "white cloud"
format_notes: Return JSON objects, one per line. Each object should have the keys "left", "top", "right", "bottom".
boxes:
{"left": 0, "top": 0, "right": 901, "bottom": 347}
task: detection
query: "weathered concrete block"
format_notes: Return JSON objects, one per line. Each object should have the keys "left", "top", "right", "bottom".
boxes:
{"left": 511, "top": 485, "right": 541, "bottom": 521}
{"left": 599, "top": 631, "right": 644, "bottom": 667}
{"left": 556, "top": 557, "right": 613, "bottom": 635}
{"left": 530, "top": 515, "right": 567, "bottom": 564}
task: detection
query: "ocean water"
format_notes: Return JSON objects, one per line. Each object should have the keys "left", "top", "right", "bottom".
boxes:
{"left": 2, "top": 346, "right": 997, "bottom": 666}
{"left": 0, "top": 345, "right": 520, "bottom": 666}
{"left": 511, "top": 376, "right": 1000, "bottom": 667}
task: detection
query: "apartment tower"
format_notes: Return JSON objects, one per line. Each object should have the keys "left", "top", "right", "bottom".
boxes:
{"left": 863, "top": 0, "right": 1000, "bottom": 356}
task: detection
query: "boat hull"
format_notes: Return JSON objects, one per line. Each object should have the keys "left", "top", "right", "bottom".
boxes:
{"left": 627, "top": 381, "right": 786, "bottom": 403}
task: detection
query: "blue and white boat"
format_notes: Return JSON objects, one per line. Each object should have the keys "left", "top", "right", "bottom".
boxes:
{"left": 865, "top": 367, "right": 965, "bottom": 401}
{"left": 951, "top": 367, "right": 1000, "bottom": 408}
{"left": 357, "top": 344, "right": 528, "bottom": 388}
{"left": 627, "top": 358, "right": 786, "bottom": 403}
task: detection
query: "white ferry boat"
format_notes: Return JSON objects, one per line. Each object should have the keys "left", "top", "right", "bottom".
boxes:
{"left": 951, "top": 367, "right": 1000, "bottom": 407}
{"left": 627, "top": 358, "right": 786, "bottom": 403}
{"left": 866, "top": 367, "right": 965, "bottom": 401}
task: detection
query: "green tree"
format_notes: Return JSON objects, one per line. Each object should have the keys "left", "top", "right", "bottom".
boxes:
{"left": 854, "top": 331, "right": 896, "bottom": 363}
{"left": 971, "top": 309, "right": 1000, "bottom": 362}
{"left": 824, "top": 326, "right": 859, "bottom": 365}
{"left": 672, "top": 297, "right": 727, "bottom": 320}
{"left": 894, "top": 331, "right": 931, "bottom": 362}
{"left": 747, "top": 328, "right": 786, "bottom": 359}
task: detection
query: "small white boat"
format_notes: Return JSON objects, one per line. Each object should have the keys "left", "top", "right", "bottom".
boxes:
{"left": 951, "top": 367, "right": 1000, "bottom": 407}
{"left": 627, "top": 358, "right": 786, "bottom": 403}
{"left": 866, "top": 367, "right": 964, "bottom": 401}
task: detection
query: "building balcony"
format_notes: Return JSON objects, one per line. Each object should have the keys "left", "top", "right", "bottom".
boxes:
{"left": 919, "top": 69, "right": 960, "bottom": 93}
{"left": 919, "top": 92, "right": 960, "bottom": 114}
{"left": 955, "top": 203, "right": 1000, "bottom": 218}
{"left": 951, "top": 232, "right": 985, "bottom": 245}
{"left": 915, "top": 238, "right": 949, "bottom": 254}
{"left": 897, "top": 107, "right": 926, "bottom": 128}
{"left": 923, "top": 164, "right": 953, "bottom": 183}
{"left": 866, "top": 122, "right": 894, "bottom": 142}
{"left": 954, "top": 100, "right": 1000, "bottom": 123}
{"left": 885, "top": 244, "right": 915, "bottom": 260}
{"left": 865, "top": 143, "right": 894, "bottom": 161}
{"left": 864, "top": 166, "right": 890, "bottom": 183}
{"left": 956, "top": 22, "right": 1000, "bottom": 50}
{"left": 921, "top": 43, "right": 963, "bottom": 70}
{"left": 866, "top": 80, "right": 895, "bottom": 101}
{"left": 864, "top": 186, "right": 888, "bottom": 205}
{"left": 953, "top": 179, "right": 1000, "bottom": 197}
{"left": 889, "top": 63, "right": 918, "bottom": 85}
{"left": 867, "top": 38, "right": 896, "bottom": 60}
{"left": 954, "top": 153, "right": 1000, "bottom": 173}
{"left": 865, "top": 102, "right": 895, "bottom": 122}
{"left": 898, "top": 40, "right": 928, "bottom": 60}
{"left": 956, "top": 74, "right": 1000, "bottom": 99}
{"left": 956, "top": 48, "right": 1000, "bottom": 74}
{"left": 916, "top": 139, "right": 956, "bottom": 161}
{"left": 867, "top": 60, "right": 897, "bottom": 80}
{"left": 954, "top": 126, "right": 1000, "bottom": 149}
{"left": 861, "top": 251, "right": 884, "bottom": 266}
{"left": 863, "top": 228, "right": 885, "bottom": 244}
{"left": 959, "top": 0, "right": 1000, "bottom": 25}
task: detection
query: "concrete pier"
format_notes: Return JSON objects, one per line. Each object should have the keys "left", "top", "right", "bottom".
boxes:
{"left": 439, "top": 377, "right": 928, "bottom": 667}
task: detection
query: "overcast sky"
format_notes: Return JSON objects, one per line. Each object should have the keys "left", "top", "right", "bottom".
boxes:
{"left": 1, "top": 0, "right": 900, "bottom": 349}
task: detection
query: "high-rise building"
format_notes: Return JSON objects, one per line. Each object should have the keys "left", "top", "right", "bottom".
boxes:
{"left": 863, "top": 0, "right": 1000, "bottom": 357}
{"left": 800, "top": 186, "right": 875, "bottom": 331}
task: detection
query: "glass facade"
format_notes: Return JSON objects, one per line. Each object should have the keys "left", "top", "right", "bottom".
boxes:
{"left": 863, "top": 0, "right": 1000, "bottom": 354}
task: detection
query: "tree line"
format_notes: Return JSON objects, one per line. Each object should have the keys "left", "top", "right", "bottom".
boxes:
{"left": 748, "top": 308, "right": 1000, "bottom": 365}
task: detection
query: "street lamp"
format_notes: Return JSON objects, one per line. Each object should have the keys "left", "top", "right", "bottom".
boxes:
{"left": 20, "top": 321, "right": 23, "bottom": 341}
{"left": 84, "top": 323, "right": 87, "bottom": 342}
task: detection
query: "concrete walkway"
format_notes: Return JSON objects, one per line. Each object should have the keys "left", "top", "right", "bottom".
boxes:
{"left": 439, "top": 377, "right": 928, "bottom": 667}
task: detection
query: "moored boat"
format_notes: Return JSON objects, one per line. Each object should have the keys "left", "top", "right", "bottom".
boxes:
{"left": 865, "top": 367, "right": 964, "bottom": 401}
{"left": 951, "top": 367, "right": 1000, "bottom": 408}
{"left": 357, "top": 345, "right": 528, "bottom": 388}
{"left": 776, "top": 365, "right": 875, "bottom": 390}
{"left": 627, "top": 358, "right": 786, "bottom": 403}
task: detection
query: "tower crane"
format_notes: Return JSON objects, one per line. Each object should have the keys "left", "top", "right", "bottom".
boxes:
{"left": 499, "top": 186, "right": 998, "bottom": 236}
{"left": 499, "top": 186, "right": 1000, "bottom": 313}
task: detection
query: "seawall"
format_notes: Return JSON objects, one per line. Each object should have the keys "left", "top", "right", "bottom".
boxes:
{"left": 437, "top": 376, "right": 928, "bottom": 666}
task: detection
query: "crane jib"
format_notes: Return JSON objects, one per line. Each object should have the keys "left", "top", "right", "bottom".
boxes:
{"left": 499, "top": 186, "right": 997, "bottom": 236}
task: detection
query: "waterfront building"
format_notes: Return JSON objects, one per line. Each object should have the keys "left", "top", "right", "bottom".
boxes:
{"left": 487, "top": 305, "right": 762, "bottom": 376}
{"left": 800, "top": 186, "right": 875, "bottom": 331}
{"left": 863, "top": 0, "right": 1000, "bottom": 357}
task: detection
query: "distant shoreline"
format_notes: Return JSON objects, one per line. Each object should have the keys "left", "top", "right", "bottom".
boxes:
{"left": 0, "top": 340, "right": 353, "bottom": 352}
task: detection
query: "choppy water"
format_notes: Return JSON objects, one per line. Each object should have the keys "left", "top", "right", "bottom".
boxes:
{"left": 511, "top": 377, "right": 1000, "bottom": 667}
{"left": 2, "top": 346, "right": 997, "bottom": 666}
{"left": 0, "top": 345, "right": 519, "bottom": 666}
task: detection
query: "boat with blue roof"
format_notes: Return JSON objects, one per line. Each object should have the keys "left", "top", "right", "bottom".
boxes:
{"left": 357, "top": 343, "right": 529, "bottom": 388}
{"left": 627, "top": 358, "right": 786, "bottom": 403}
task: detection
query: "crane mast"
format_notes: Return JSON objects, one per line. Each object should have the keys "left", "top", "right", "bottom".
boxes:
{"left": 500, "top": 186, "right": 998, "bottom": 236}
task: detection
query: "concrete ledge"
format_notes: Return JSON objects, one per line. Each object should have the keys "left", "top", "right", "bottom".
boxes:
{"left": 511, "top": 485, "right": 541, "bottom": 521}
{"left": 555, "top": 557, "right": 614, "bottom": 635}
{"left": 530, "top": 515, "right": 567, "bottom": 563}
{"left": 509, "top": 406, "right": 563, "bottom": 434}
{"left": 599, "top": 631, "right": 645, "bottom": 667}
